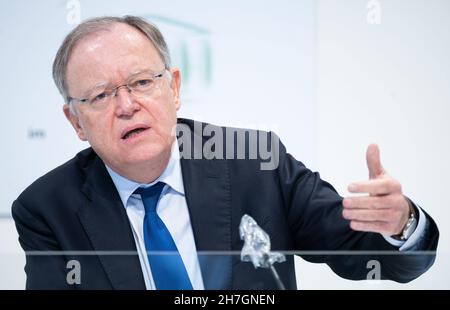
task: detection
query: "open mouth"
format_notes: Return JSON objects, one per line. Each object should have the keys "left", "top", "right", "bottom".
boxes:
{"left": 121, "top": 126, "right": 150, "bottom": 140}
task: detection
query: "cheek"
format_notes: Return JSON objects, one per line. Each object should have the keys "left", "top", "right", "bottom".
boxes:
{"left": 78, "top": 111, "right": 114, "bottom": 145}
{"left": 148, "top": 99, "right": 177, "bottom": 132}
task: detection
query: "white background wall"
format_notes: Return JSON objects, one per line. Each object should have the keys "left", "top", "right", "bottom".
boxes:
{"left": 1, "top": 0, "right": 449, "bottom": 289}
{"left": 295, "top": 0, "right": 450, "bottom": 289}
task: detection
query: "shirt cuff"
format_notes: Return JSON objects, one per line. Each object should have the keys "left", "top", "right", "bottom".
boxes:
{"left": 382, "top": 204, "right": 427, "bottom": 251}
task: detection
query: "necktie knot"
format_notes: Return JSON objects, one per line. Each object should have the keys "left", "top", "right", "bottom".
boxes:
{"left": 134, "top": 182, "right": 165, "bottom": 213}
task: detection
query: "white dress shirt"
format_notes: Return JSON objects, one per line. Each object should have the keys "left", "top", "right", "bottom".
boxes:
{"left": 106, "top": 142, "right": 205, "bottom": 290}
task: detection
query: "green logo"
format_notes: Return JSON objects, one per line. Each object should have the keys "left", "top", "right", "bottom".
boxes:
{"left": 144, "top": 15, "right": 212, "bottom": 103}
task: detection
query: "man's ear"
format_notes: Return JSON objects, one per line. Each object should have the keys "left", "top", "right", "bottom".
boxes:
{"left": 63, "top": 104, "right": 87, "bottom": 141}
{"left": 170, "top": 68, "right": 181, "bottom": 111}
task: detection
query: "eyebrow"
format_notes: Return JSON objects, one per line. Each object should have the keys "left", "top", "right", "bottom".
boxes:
{"left": 81, "top": 81, "right": 110, "bottom": 98}
{"left": 80, "top": 68, "right": 157, "bottom": 97}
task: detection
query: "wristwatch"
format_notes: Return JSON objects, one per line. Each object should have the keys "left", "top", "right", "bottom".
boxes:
{"left": 393, "top": 203, "right": 418, "bottom": 241}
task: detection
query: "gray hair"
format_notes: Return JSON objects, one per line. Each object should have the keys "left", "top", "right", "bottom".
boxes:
{"left": 52, "top": 15, "right": 171, "bottom": 103}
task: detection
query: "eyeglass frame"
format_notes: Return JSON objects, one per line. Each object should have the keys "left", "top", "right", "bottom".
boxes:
{"left": 67, "top": 68, "right": 168, "bottom": 106}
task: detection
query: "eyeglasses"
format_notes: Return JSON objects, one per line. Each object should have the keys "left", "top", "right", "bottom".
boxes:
{"left": 68, "top": 69, "right": 167, "bottom": 109}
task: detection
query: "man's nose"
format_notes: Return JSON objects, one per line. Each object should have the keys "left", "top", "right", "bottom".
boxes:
{"left": 114, "top": 86, "right": 140, "bottom": 117}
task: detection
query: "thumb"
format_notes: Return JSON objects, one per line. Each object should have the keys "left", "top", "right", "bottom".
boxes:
{"left": 366, "top": 144, "right": 384, "bottom": 179}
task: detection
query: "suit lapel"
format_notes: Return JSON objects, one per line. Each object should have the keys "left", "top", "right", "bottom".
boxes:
{"left": 178, "top": 120, "right": 233, "bottom": 290}
{"left": 77, "top": 155, "right": 146, "bottom": 289}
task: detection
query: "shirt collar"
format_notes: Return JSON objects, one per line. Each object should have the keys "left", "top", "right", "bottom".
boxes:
{"left": 105, "top": 141, "right": 185, "bottom": 208}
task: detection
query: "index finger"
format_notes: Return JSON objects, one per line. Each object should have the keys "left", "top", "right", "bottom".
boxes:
{"left": 348, "top": 178, "right": 399, "bottom": 195}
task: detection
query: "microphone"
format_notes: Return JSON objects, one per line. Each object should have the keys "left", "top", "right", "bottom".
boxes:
{"left": 239, "top": 214, "right": 286, "bottom": 290}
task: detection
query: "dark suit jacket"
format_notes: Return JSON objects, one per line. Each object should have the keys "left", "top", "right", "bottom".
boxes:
{"left": 12, "top": 118, "right": 439, "bottom": 289}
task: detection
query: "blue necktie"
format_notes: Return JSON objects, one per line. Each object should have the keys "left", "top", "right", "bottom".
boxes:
{"left": 134, "top": 182, "right": 193, "bottom": 290}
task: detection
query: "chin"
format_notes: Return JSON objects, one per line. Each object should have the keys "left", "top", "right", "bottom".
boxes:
{"left": 120, "top": 142, "right": 168, "bottom": 165}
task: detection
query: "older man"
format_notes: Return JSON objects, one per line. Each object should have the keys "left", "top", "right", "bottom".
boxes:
{"left": 12, "top": 16, "right": 438, "bottom": 290}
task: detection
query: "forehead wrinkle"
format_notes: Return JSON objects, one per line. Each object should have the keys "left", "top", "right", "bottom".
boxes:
{"left": 84, "top": 39, "right": 103, "bottom": 54}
